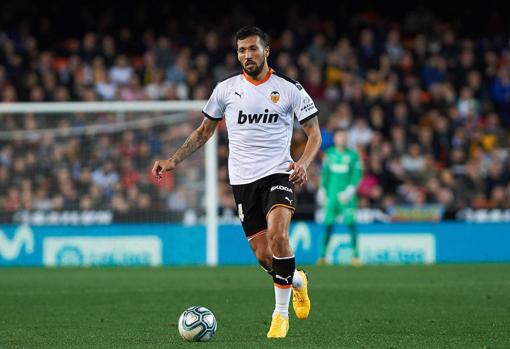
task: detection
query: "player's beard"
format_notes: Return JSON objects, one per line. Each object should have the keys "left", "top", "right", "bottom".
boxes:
{"left": 243, "top": 60, "right": 265, "bottom": 77}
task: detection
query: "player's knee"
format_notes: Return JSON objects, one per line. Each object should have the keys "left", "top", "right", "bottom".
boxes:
{"left": 345, "top": 217, "right": 356, "bottom": 227}
{"left": 267, "top": 230, "right": 290, "bottom": 256}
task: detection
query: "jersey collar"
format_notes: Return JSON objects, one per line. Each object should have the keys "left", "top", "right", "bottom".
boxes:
{"left": 242, "top": 68, "right": 273, "bottom": 86}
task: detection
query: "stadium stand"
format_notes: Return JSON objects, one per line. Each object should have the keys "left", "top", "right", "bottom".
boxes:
{"left": 0, "top": 2, "right": 509, "bottom": 222}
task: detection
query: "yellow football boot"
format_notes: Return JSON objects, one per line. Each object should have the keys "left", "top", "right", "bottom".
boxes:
{"left": 317, "top": 257, "right": 329, "bottom": 266}
{"left": 266, "top": 313, "right": 289, "bottom": 338}
{"left": 292, "top": 269, "right": 311, "bottom": 320}
{"left": 351, "top": 257, "right": 362, "bottom": 266}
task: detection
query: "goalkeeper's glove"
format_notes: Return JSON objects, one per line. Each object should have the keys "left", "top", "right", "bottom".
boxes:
{"left": 338, "top": 185, "right": 355, "bottom": 204}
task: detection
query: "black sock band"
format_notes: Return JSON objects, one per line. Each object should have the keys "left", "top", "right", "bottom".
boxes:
{"left": 260, "top": 264, "right": 276, "bottom": 277}
{"left": 271, "top": 256, "right": 295, "bottom": 286}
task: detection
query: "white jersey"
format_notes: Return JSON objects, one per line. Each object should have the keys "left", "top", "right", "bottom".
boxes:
{"left": 203, "top": 69, "right": 318, "bottom": 185}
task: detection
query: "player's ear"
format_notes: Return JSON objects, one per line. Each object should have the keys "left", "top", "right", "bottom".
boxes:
{"left": 264, "top": 46, "right": 270, "bottom": 58}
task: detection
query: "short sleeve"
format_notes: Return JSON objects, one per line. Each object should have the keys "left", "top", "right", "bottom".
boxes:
{"left": 293, "top": 84, "right": 319, "bottom": 124}
{"left": 202, "top": 84, "right": 225, "bottom": 120}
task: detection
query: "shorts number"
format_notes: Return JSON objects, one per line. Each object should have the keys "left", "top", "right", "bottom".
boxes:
{"left": 238, "top": 203, "right": 244, "bottom": 222}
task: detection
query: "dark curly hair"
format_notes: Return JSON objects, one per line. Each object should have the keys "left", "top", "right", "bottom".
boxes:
{"left": 235, "top": 26, "right": 270, "bottom": 48}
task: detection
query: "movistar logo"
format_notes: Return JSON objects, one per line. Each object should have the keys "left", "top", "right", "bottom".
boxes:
{"left": 0, "top": 225, "right": 34, "bottom": 260}
{"left": 238, "top": 110, "right": 279, "bottom": 124}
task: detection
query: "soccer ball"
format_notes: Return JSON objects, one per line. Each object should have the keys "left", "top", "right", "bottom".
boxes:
{"left": 178, "top": 306, "right": 217, "bottom": 342}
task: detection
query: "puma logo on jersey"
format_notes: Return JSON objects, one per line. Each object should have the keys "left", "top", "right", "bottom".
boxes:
{"left": 238, "top": 110, "right": 279, "bottom": 124}
{"left": 235, "top": 91, "right": 243, "bottom": 98}
{"left": 275, "top": 274, "right": 292, "bottom": 284}
{"left": 284, "top": 197, "right": 293, "bottom": 205}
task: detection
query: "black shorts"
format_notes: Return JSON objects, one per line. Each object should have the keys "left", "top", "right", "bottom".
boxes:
{"left": 232, "top": 173, "right": 295, "bottom": 240}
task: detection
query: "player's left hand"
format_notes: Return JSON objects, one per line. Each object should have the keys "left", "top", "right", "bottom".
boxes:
{"left": 288, "top": 162, "right": 307, "bottom": 186}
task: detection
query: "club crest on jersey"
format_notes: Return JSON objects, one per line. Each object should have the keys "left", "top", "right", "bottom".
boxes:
{"left": 270, "top": 91, "right": 280, "bottom": 103}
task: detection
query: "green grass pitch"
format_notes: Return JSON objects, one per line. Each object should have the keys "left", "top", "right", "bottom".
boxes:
{"left": 1, "top": 265, "right": 509, "bottom": 348}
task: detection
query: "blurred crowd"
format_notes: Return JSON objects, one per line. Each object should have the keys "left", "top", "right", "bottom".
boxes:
{"left": 1, "top": 2, "right": 510, "bottom": 221}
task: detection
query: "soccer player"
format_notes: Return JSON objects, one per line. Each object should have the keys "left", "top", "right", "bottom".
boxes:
{"left": 152, "top": 26, "right": 321, "bottom": 338}
{"left": 318, "top": 128, "right": 362, "bottom": 266}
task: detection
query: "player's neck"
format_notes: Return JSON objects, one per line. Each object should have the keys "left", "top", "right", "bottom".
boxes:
{"left": 253, "top": 65, "right": 270, "bottom": 81}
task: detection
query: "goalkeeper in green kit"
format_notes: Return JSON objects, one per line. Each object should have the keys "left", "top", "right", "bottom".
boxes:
{"left": 318, "top": 128, "right": 362, "bottom": 266}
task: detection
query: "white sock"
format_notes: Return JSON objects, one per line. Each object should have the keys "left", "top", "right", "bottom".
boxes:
{"left": 273, "top": 286, "right": 291, "bottom": 318}
{"left": 292, "top": 269, "right": 303, "bottom": 288}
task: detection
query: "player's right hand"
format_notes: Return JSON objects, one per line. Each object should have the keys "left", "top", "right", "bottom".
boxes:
{"left": 338, "top": 185, "right": 355, "bottom": 204}
{"left": 151, "top": 159, "right": 176, "bottom": 180}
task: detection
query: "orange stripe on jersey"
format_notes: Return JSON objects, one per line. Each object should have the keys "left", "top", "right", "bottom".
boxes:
{"left": 247, "top": 229, "right": 267, "bottom": 241}
{"left": 274, "top": 283, "right": 292, "bottom": 289}
{"left": 243, "top": 68, "right": 273, "bottom": 86}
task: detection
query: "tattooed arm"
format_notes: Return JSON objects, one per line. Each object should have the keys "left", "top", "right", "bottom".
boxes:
{"left": 152, "top": 117, "right": 219, "bottom": 179}
{"left": 288, "top": 116, "right": 322, "bottom": 186}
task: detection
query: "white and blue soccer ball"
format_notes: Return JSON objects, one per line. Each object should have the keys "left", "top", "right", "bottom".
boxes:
{"left": 178, "top": 306, "right": 217, "bottom": 342}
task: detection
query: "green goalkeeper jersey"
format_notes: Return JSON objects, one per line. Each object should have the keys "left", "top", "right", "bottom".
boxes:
{"left": 321, "top": 147, "right": 362, "bottom": 198}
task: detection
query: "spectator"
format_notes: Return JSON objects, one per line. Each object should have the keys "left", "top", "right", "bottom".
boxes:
{"left": 401, "top": 143, "right": 426, "bottom": 176}
{"left": 348, "top": 118, "right": 373, "bottom": 148}
{"left": 110, "top": 55, "right": 133, "bottom": 86}
{"left": 144, "top": 69, "right": 170, "bottom": 100}
{"left": 91, "top": 160, "right": 119, "bottom": 197}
